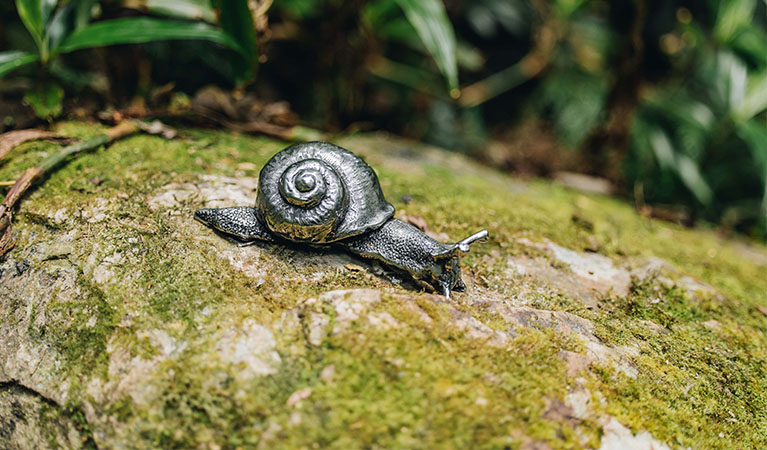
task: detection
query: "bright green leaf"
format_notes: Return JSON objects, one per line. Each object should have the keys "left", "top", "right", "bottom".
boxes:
{"left": 715, "top": 0, "right": 756, "bottom": 42}
{"left": 24, "top": 82, "right": 64, "bottom": 119}
{"left": 393, "top": 0, "right": 459, "bottom": 95}
{"left": 0, "top": 50, "right": 39, "bottom": 77}
{"left": 57, "top": 17, "right": 244, "bottom": 56}
{"left": 733, "top": 71, "right": 767, "bottom": 120}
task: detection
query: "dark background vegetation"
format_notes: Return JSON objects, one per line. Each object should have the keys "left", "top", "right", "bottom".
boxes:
{"left": 1, "top": 0, "right": 766, "bottom": 238}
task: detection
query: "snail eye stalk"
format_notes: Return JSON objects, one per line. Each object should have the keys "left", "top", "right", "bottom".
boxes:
{"left": 455, "top": 230, "right": 489, "bottom": 252}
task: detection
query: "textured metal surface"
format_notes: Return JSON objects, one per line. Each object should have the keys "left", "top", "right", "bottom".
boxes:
{"left": 256, "top": 141, "right": 394, "bottom": 243}
{"left": 194, "top": 207, "right": 275, "bottom": 242}
{"left": 343, "top": 218, "right": 466, "bottom": 296}
{"left": 193, "top": 142, "right": 487, "bottom": 297}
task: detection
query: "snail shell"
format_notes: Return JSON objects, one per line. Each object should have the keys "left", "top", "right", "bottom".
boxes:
{"left": 256, "top": 142, "right": 395, "bottom": 243}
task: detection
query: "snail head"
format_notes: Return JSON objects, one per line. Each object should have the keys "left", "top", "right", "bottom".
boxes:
{"left": 431, "top": 230, "right": 489, "bottom": 298}
{"left": 194, "top": 206, "right": 274, "bottom": 243}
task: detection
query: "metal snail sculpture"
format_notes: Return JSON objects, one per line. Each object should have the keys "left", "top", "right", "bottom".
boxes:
{"left": 194, "top": 141, "right": 488, "bottom": 298}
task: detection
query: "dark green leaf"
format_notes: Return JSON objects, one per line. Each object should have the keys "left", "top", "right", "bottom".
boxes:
{"left": 57, "top": 17, "right": 244, "bottom": 55}
{"left": 41, "top": 0, "right": 57, "bottom": 23}
{"left": 15, "top": 0, "right": 45, "bottom": 48}
{"left": 23, "top": 82, "right": 64, "bottom": 119}
{"left": 648, "top": 127, "right": 713, "bottom": 205}
{"left": 0, "top": 50, "right": 39, "bottom": 77}
{"left": 73, "top": 0, "right": 96, "bottom": 30}
{"left": 212, "top": 0, "right": 258, "bottom": 83}
{"left": 538, "top": 70, "right": 608, "bottom": 147}
{"left": 730, "top": 27, "right": 767, "bottom": 66}
{"left": 274, "top": 0, "right": 320, "bottom": 20}
{"left": 46, "top": 0, "right": 98, "bottom": 53}
{"left": 736, "top": 120, "right": 767, "bottom": 183}
{"left": 393, "top": 0, "right": 459, "bottom": 95}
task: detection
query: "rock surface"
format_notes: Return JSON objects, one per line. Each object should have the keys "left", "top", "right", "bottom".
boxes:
{"left": 0, "top": 123, "right": 765, "bottom": 449}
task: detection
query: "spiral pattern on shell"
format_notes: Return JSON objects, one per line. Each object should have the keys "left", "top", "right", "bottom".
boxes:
{"left": 256, "top": 142, "right": 395, "bottom": 243}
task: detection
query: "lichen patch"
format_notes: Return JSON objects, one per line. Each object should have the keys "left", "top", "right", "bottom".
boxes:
{"left": 598, "top": 416, "right": 671, "bottom": 450}
{"left": 214, "top": 319, "right": 281, "bottom": 378}
{"left": 147, "top": 175, "right": 258, "bottom": 211}
{"left": 517, "top": 238, "right": 631, "bottom": 297}
{"left": 1, "top": 124, "right": 764, "bottom": 449}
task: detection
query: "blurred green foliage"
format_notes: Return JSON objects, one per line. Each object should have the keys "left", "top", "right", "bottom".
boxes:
{"left": 618, "top": 0, "right": 766, "bottom": 238}
{"left": 263, "top": 0, "right": 767, "bottom": 237}
{"left": 0, "top": 0, "right": 765, "bottom": 237}
{"left": 1, "top": 0, "right": 251, "bottom": 118}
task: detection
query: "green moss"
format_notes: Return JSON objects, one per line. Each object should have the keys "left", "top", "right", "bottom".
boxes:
{"left": 105, "top": 299, "right": 580, "bottom": 450}
{"left": 40, "top": 275, "right": 117, "bottom": 381}
{"left": 1, "top": 122, "right": 765, "bottom": 448}
{"left": 586, "top": 276, "right": 767, "bottom": 449}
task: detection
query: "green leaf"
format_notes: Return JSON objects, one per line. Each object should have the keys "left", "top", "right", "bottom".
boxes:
{"left": 736, "top": 120, "right": 767, "bottom": 183}
{"left": 553, "top": 0, "right": 589, "bottom": 18}
{"left": 714, "top": 0, "right": 756, "bottom": 42}
{"left": 730, "top": 26, "right": 767, "bottom": 66}
{"left": 15, "top": 0, "right": 46, "bottom": 48}
{"left": 275, "top": 0, "right": 321, "bottom": 20}
{"left": 733, "top": 71, "right": 767, "bottom": 121}
{"left": 649, "top": 128, "right": 713, "bottom": 205}
{"left": 393, "top": 0, "right": 459, "bottom": 95}
{"left": 212, "top": 0, "right": 258, "bottom": 83}
{"left": 23, "top": 82, "right": 64, "bottom": 119}
{"left": 41, "top": 0, "right": 57, "bottom": 21}
{"left": 0, "top": 50, "right": 39, "bottom": 77}
{"left": 46, "top": 0, "right": 98, "bottom": 53}
{"left": 539, "top": 70, "right": 608, "bottom": 147}
{"left": 675, "top": 153, "right": 713, "bottom": 205}
{"left": 56, "top": 17, "right": 244, "bottom": 55}
{"left": 72, "top": 0, "right": 95, "bottom": 30}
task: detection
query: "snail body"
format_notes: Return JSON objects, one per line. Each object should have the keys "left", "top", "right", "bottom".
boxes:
{"left": 194, "top": 142, "right": 487, "bottom": 297}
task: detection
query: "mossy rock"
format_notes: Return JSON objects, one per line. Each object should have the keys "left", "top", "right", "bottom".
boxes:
{"left": 0, "top": 122, "right": 765, "bottom": 449}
